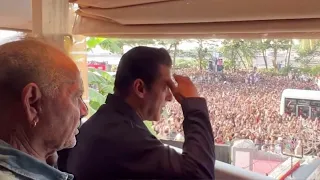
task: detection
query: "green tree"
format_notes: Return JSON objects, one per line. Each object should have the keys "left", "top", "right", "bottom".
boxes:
{"left": 88, "top": 68, "right": 114, "bottom": 113}
{"left": 295, "top": 39, "right": 320, "bottom": 67}
{"left": 182, "top": 39, "right": 217, "bottom": 70}
{"left": 255, "top": 39, "right": 292, "bottom": 69}
{"left": 86, "top": 37, "right": 155, "bottom": 55}
{"left": 284, "top": 40, "right": 294, "bottom": 67}
{"left": 155, "top": 39, "right": 182, "bottom": 67}
{"left": 174, "top": 59, "right": 198, "bottom": 69}
{"left": 219, "top": 40, "right": 256, "bottom": 70}
{"left": 86, "top": 37, "right": 105, "bottom": 51}
{"left": 269, "top": 39, "right": 292, "bottom": 69}
{"left": 223, "top": 59, "right": 235, "bottom": 71}
{"left": 219, "top": 44, "right": 238, "bottom": 71}
{"left": 255, "top": 39, "right": 270, "bottom": 69}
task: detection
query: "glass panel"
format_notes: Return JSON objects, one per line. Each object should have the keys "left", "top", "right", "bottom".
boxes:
{"left": 297, "top": 105, "right": 310, "bottom": 118}
{"left": 311, "top": 107, "right": 320, "bottom": 118}
{"left": 284, "top": 99, "right": 320, "bottom": 118}
{"left": 310, "top": 101, "right": 320, "bottom": 107}
{"left": 285, "top": 98, "right": 297, "bottom": 115}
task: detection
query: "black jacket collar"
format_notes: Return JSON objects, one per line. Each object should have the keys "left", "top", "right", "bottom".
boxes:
{"left": 105, "top": 94, "right": 147, "bottom": 129}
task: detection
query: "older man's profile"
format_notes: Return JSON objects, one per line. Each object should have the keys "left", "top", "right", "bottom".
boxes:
{"left": 0, "top": 38, "right": 88, "bottom": 180}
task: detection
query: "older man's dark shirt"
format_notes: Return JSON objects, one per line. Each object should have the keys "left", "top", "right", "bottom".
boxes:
{"left": 64, "top": 94, "right": 215, "bottom": 179}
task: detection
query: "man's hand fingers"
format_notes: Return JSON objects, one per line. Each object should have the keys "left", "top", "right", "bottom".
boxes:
{"left": 173, "top": 74, "right": 190, "bottom": 84}
{"left": 171, "top": 74, "right": 198, "bottom": 101}
{"left": 167, "top": 78, "right": 183, "bottom": 103}
{"left": 172, "top": 74, "right": 182, "bottom": 82}
{"left": 167, "top": 79, "right": 177, "bottom": 93}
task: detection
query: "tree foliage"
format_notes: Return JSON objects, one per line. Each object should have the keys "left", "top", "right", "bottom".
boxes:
{"left": 86, "top": 37, "right": 320, "bottom": 73}
{"left": 180, "top": 39, "right": 217, "bottom": 70}
{"left": 87, "top": 37, "right": 155, "bottom": 54}
{"left": 155, "top": 39, "right": 182, "bottom": 66}
{"left": 295, "top": 40, "right": 320, "bottom": 67}
{"left": 219, "top": 40, "right": 256, "bottom": 70}
{"left": 86, "top": 37, "right": 105, "bottom": 51}
{"left": 268, "top": 39, "right": 292, "bottom": 69}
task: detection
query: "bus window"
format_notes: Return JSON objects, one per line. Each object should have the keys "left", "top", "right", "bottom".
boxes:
{"left": 280, "top": 89, "right": 320, "bottom": 119}
{"left": 285, "top": 98, "right": 296, "bottom": 115}
{"left": 311, "top": 107, "right": 320, "bottom": 118}
{"left": 310, "top": 101, "right": 320, "bottom": 118}
{"left": 297, "top": 105, "right": 310, "bottom": 118}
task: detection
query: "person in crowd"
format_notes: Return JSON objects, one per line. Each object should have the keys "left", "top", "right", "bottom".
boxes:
{"left": 153, "top": 68, "right": 319, "bottom": 156}
{"left": 63, "top": 46, "right": 215, "bottom": 179}
{"left": 0, "top": 38, "right": 88, "bottom": 180}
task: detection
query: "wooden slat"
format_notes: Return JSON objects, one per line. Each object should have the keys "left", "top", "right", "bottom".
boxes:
{"left": 32, "top": 0, "right": 70, "bottom": 49}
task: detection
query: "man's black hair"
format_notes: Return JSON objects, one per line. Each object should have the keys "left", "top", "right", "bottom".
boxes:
{"left": 114, "top": 46, "right": 172, "bottom": 97}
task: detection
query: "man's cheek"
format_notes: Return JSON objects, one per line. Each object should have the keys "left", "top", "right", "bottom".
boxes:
{"left": 154, "top": 110, "right": 161, "bottom": 121}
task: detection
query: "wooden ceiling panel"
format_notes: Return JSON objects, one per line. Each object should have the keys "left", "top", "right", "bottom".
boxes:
{"left": 75, "top": 0, "right": 320, "bottom": 25}
{"left": 73, "top": 15, "right": 320, "bottom": 37}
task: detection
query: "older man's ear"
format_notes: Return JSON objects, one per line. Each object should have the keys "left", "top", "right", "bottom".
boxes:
{"left": 21, "top": 83, "right": 42, "bottom": 127}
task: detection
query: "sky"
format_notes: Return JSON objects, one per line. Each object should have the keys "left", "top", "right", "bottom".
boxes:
{"left": 0, "top": 30, "right": 20, "bottom": 40}
{"left": 0, "top": 30, "right": 23, "bottom": 45}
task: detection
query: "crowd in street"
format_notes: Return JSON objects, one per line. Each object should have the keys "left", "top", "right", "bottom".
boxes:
{"left": 153, "top": 69, "right": 320, "bottom": 156}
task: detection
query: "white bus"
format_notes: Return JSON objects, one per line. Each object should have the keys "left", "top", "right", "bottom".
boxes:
{"left": 280, "top": 89, "right": 320, "bottom": 118}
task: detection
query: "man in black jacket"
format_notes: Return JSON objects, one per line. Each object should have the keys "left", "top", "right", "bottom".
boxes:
{"left": 63, "top": 46, "right": 215, "bottom": 179}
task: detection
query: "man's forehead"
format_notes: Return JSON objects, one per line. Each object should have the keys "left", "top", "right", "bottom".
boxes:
{"left": 66, "top": 82, "right": 83, "bottom": 96}
{"left": 64, "top": 72, "right": 83, "bottom": 94}
{"left": 158, "top": 65, "right": 172, "bottom": 79}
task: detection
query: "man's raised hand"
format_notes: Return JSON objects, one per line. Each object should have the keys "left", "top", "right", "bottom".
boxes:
{"left": 167, "top": 74, "right": 199, "bottom": 103}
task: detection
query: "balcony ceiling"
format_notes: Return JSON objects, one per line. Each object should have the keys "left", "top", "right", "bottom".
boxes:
{"left": 1, "top": 0, "right": 320, "bottom": 38}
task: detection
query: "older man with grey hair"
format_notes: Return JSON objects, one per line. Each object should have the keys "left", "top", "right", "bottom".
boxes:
{"left": 0, "top": 38, "right": 88, "bottom": 180}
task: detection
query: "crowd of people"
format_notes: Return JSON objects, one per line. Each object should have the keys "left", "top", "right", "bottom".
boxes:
{"left": 153, "top": 69, "right": 320, "bottom": 156}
